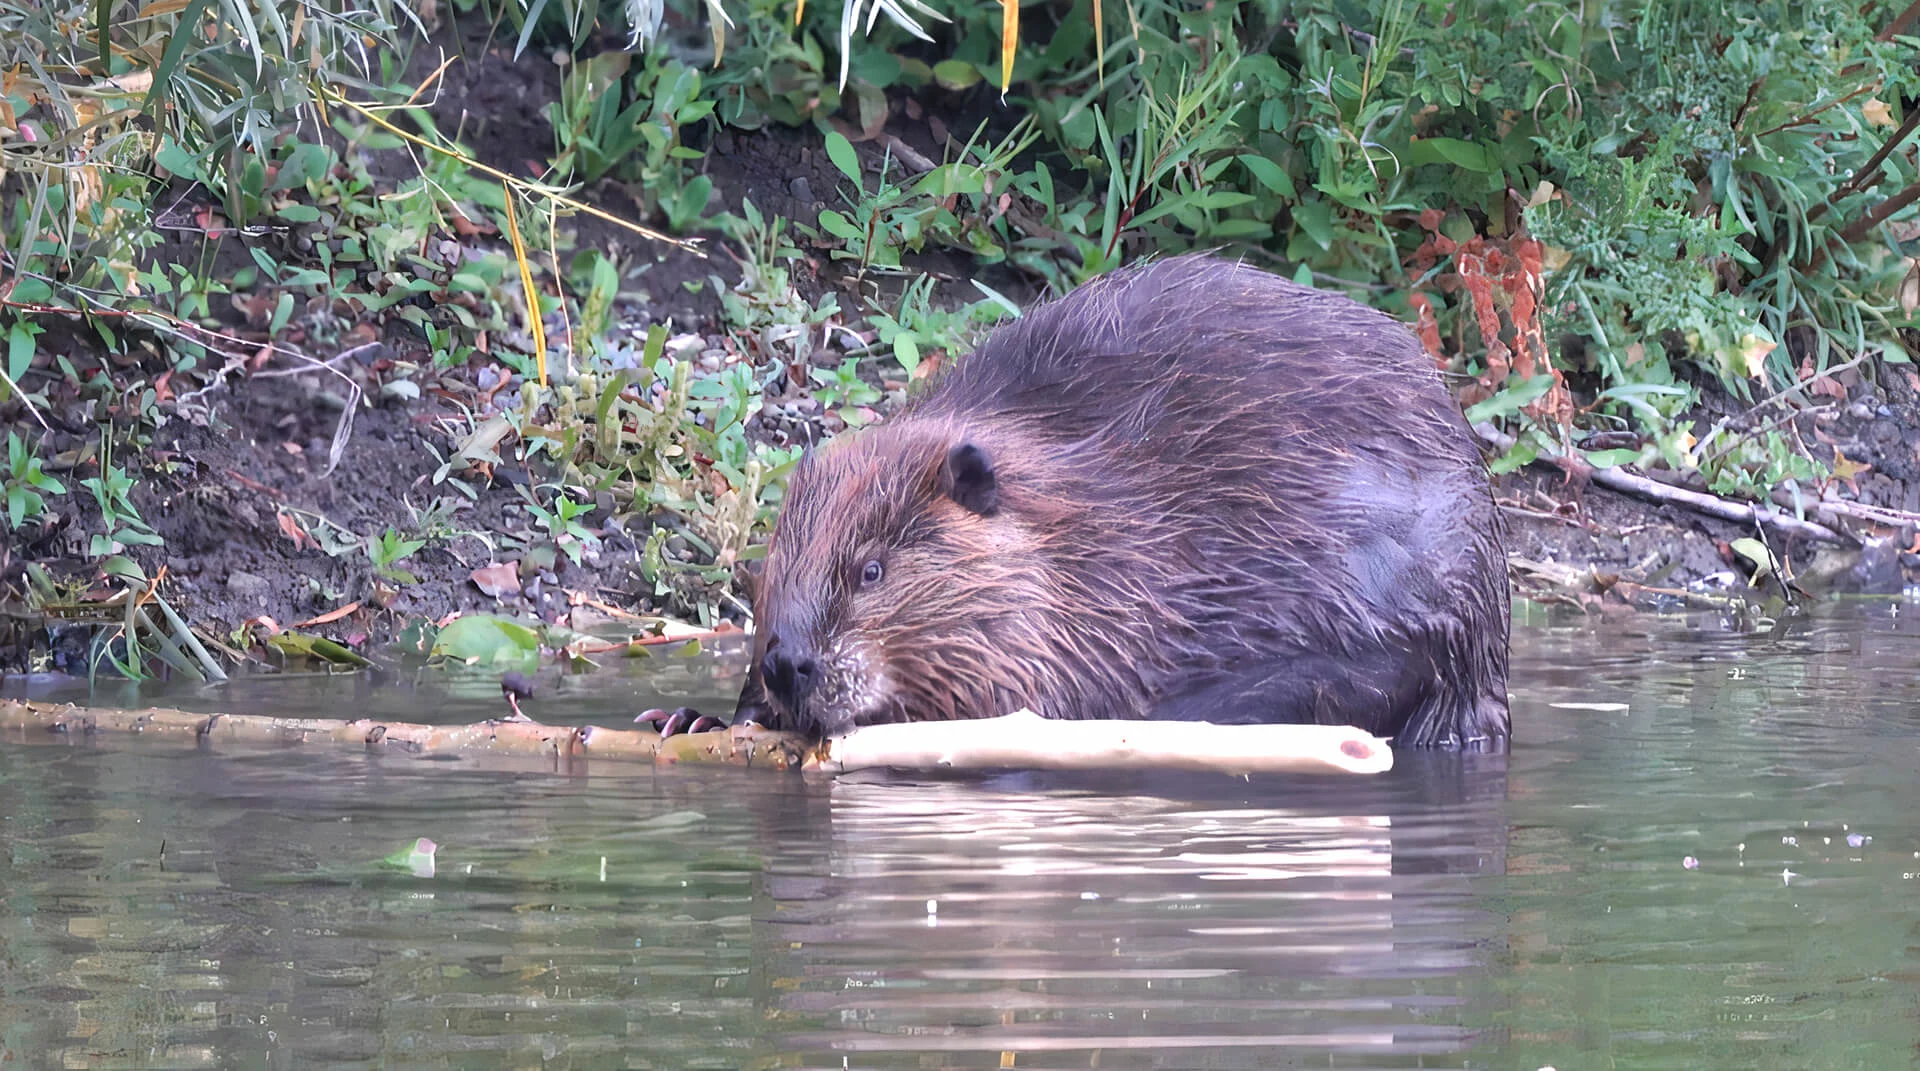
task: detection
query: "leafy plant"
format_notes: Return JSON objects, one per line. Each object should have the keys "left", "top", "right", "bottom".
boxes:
{"left": 368, "top": 528, "right": 429, "bottom": 584}
{"left": 79, "top": 450, "right": 162, "bottom": 556}
{"left": 813, "top": 120, "right": 1042, "bottom": 274}
{"left": 3, "top": 432, "right": 68, "bottom": 530}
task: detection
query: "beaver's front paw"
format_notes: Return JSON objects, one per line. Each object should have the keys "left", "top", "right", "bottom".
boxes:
{"left": 634, "top": 707, "right": 727, "bottom": 737}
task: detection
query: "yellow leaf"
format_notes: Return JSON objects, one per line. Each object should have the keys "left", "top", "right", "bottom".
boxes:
{"left": 1830, "top": 448, "right": 1872, "bottom": 484}
{"left": 1000, "top": 0, "right": 1018, "bottom": 94}
{"left": 500, "top": 184, "right": 548, "bottom": 388}
{"left": 1863, "top": 98, "right": 1896, "bottom": 128}
{"left": 1736, "top": 331, "right": 1775, "bottom": 380}
{"left": 105, "top": 70, "right": 154, "bottom": 94}
{"left": 1729, "top": 538, "right": 1777, "bottom": 585}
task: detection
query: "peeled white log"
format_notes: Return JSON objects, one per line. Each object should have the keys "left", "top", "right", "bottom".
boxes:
{"left": 818, "top": 709, "right": 1393, "bottom": 776}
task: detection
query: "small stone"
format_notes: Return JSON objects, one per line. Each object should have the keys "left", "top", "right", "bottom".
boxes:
{"left": 789, "top": 176, "right": 814, "bottom": 203}
{"left": 226, "top": 571, "right": 272, "bottom": 598}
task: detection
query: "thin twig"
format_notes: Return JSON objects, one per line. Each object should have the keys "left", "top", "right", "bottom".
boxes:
{"left": 1813, "top": 104, "right": 1920, "bottom": 220}
{"left": 1879, "top": 0, "right": 1920, "bottom": 40}
{"left": 1838, "top": 180, "right": 1920, "bottom": 243}
{"left": 1756, "top": 81, "right": 1881, "bottom": 139}
{"left": 1475, "top": 423, "right": 1852, "bottom": 545}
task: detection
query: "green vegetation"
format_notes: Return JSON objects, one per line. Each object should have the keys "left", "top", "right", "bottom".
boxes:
{"left": 3, "top": 0, "right": 1918, "bottom": 671}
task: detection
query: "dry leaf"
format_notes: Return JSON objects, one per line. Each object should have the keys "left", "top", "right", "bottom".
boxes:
{"left": 294, "top": 601, "right": 362, "bottom": 627}
{"left": 1863, "top": 98, "right": 1897, "bottom": 128}
{"left": 1736, "top": 332, "right": 1776, "bottom": 380}
{"left": 470, "top": 562, "right": 522, "bottom": 599}
{"left": 276, "top": 511, "right": 320, "bottom": 551}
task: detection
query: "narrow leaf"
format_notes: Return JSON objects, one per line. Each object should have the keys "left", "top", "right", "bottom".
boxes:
{"left": 139, "top": 0, "right": 213, "bottom": 117}
{"left": 501, "top": 183, "right": 547, "bottom": 387}
{"left": 1000, "top": 0, "right": 1018, "bottom": 94}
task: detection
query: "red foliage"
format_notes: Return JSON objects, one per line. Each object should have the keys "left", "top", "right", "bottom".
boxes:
{"left": 1406, "top": 205, "right": 1571, "bottom": 430}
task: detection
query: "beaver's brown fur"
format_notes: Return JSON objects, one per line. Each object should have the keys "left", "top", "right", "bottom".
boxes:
{"left": 728, "top": 254, "right": 1510, "bottom": 749}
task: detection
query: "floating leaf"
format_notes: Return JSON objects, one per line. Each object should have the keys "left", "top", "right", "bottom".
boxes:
{"left": 380, "top": 837, "right": 438, "bottom": 878}
{"left": 432, "top": 613, "right": 542, "bottom": 668}
{"left": 267, "top": 631, "right": 375, "bottom": 667}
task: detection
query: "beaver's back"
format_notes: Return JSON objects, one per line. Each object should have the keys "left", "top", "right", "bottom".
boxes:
{"left": 896, "top": 254, "right": 1510, "bottom": 747}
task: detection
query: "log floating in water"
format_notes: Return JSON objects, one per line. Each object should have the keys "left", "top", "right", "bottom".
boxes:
{"left": 0, "top": 701, "right": 1391, "bottom": 776}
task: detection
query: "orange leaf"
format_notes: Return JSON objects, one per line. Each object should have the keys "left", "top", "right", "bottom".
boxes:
{"left": 276, "top": 510, "right": 320, "bottom": 551}
{"left": 294, "top": 601, "right": 362, "bottom": 627}
{"left": 1000, "top": 0, "right": 1018, "bottom": 94}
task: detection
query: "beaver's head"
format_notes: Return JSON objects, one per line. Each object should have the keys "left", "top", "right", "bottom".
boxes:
{"left": 744, "top": 420, "right": 1082, "bottom": 738}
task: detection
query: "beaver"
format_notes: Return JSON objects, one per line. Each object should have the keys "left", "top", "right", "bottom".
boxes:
{"left": 643, "top": 254, "right": 1511, "bottom": 750}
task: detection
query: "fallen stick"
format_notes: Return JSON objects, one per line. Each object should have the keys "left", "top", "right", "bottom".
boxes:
{"left": 0, "top": 699, "right": 812, "bottom": 770}
{"left": 1474, "top": 423, "right": 1852, "bottom": 545}
{"left": 0, "top": 701, "right": 1392, "bottom": 776}
{"left": 818, "top": 710, "right": 1393, "bottom": 775}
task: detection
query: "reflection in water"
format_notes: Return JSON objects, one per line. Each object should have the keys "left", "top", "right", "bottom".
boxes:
{"left": 2, "top": 603, "right": 1919, "bottom": 1067}
{"left": 761, "top": 763, "right": 1506, "bottom": 1063}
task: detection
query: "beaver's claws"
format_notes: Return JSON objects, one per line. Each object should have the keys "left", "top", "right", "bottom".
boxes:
{"left": 634, "top": 707, "right": 726, "bottom": 737}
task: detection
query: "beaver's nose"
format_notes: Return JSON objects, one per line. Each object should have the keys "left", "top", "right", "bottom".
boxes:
{"left": 760, "top": 635, "right": 821, "bottom": 712}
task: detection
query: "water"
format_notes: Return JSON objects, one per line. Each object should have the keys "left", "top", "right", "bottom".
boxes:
{"left": 3, "top": 605, "right": 1919, "bottom": 1069}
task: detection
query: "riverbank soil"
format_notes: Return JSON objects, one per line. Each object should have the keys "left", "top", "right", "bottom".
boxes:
{"left": 3, "top": 16, "right": 1916, "bottom": 683}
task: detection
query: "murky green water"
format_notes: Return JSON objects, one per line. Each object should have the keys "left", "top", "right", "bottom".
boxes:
{"left": 4, "top": 605, "right": 1919, "bottom": 1069}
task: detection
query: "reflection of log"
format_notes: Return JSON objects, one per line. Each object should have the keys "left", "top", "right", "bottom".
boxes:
{"left": 0, "top": 701, "right": 1392, "bottom": 776}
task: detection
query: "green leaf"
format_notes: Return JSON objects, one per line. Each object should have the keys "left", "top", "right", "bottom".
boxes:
{"left": 1406, "top": 137, "right": 1493, "bottom": 174}
{"left": 7, "top": 320, "right": 36, "bottom": 382}
{"left": 893, "top": 332, "right": 921, "bottom": 374}
{"left": 823, "top": 130, "right": 862, "bottom": 189}
{"left": 6, "top": 277, "right": 53, "bottom": 305}
{"left": 1464, "top": 374, "right": 1558, "bottom": 424}
{"left": 1291, "top": 200, "right": 1334, "bottom": 250}
{"left": 933, "top": 59, "right": 982, "bottom": 89}
{"left": 94, "top": 0, "right": 110, "bottom": 70}
{"left": 140, "top": 0, "right": 215, "bottom": 117}
{"left": 276, "top": 203, "right": 321, "bottom": 223}
{"left": 1238, "top": 154, "right": 1295, "bottom": 197}
{"left": 432, "top": 613, "right": 543, "bottom": 667}
{"left": 99, "top": 555, "right": 146, "bottom": 583}
{"left": 817, "top": 209, "right": 863, "bottom": 242}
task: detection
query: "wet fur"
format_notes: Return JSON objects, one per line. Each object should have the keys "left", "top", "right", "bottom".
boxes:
{"left": 739, "top": 253, "right": 1511, "bottom": 749}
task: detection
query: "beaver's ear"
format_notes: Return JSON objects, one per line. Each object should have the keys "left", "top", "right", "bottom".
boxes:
{"left": 941, "top": 442, "right": 999, "bottom": 516}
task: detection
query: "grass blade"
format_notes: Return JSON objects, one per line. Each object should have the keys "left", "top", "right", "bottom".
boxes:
{"left": 139, "top": 0, "right": 213, "bottom": 117}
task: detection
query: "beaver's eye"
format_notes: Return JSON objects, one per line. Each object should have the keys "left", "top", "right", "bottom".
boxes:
{"left": 859, "top": 558, "right": 885, "bottom": 587}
